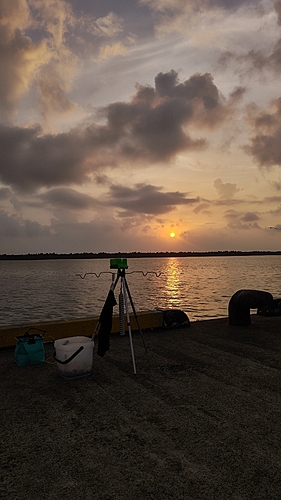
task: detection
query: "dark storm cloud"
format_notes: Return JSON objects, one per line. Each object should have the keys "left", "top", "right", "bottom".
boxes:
{"left": 0, "top": 187, "right": 11, "bottom": 199}
{"left": 22, "top": 183, "right": 197, "bottom": 217}
{"left": 0, "top": 70, "right": 241, "bottom": 192}
{"left": 99, "top": 71, "right": 217, "bottom": 162}
{"left": 107, "top": 183, "right": 199, "bottom": 215}
{"left": 244, "top": 98, "right": 281, "bottom": 167}
{"left": 0, "top": 210, "right": 50, "bottom": 238}
{"left": 96, "top": 70, "right": 243, "bottom": 161}
{"left": 40, "top": 188, "right": 99, "bottom": 210}
{"left": 0, "top": 124, "right": 91, "bottom": 191}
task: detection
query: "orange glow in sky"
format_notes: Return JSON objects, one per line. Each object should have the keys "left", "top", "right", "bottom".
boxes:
{"left": 1, "top": 1, "right": 281, "bottom": 254}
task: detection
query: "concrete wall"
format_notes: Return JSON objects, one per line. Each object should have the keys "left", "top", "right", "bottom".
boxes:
{"left": 0, "top": 310, "right": 164, "bottom": 348}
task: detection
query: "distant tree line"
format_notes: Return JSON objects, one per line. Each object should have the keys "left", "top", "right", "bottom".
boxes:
{"left": 0, "top": 250, "right": 281, "bottom": 260}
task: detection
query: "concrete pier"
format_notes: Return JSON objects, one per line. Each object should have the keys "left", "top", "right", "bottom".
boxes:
{"left": 1, "top": 315, "right": 281, "bottom": 499}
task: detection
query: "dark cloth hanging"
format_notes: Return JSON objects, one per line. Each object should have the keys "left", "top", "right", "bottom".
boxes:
{"left": 97, "top": 290, "right": 117, "bottom": 357}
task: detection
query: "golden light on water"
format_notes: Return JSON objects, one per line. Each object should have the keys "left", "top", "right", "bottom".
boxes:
{"left": 163, "top": 257, "right": 181, "bottom": 308}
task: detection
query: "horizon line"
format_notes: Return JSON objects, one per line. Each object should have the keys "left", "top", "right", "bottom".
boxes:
{"left": 1, "top": 250, "right": 281, "bottom": 260}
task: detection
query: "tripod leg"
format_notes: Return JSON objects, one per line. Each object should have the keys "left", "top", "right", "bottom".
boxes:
{"left": 91, "top": 320, "right": 100, "bottom": 341}
{"left": 122, "top": 277, "right": 137, "bottom": 375}
{"left": 119, "top": 282, "right": 125, "bottom": 336}
{"left": 124, "top": 276, "right": 148, "bottom": 353}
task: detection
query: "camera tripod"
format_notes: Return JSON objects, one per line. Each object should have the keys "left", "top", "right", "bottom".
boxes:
{"left": 112, "top": 268, "right": 147, "bottom": 374}
{"left": 90, "top": 266, "right": 147, "bottom": 375}
{"left": 77, "top": 259, "right": 161, "bottom": 375}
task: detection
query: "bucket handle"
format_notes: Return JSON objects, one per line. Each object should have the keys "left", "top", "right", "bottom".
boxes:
{"left": 54, "top": 345, "right": 84, "bottom": 365}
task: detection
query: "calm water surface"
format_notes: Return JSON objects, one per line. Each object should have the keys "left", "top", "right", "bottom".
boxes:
{"left": 0, "top": 256, "right": 280, "bottom": 326}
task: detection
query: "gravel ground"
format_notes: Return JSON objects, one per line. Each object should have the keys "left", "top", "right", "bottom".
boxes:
{"left": 1, "top": 315, "right": 281, "bottom": 500}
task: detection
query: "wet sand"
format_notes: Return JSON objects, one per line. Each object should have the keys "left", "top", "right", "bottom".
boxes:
{"left": 1, "top": 315, "right": 281, "bottom": 499}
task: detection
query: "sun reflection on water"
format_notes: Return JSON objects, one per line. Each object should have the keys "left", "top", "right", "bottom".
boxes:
{"left": 162, "top": 258, "right": 182, "bottom": 308}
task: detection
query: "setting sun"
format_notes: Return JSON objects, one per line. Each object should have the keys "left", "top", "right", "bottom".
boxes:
{"left": 169, "top": 232, "right": 176, "bottom": 238}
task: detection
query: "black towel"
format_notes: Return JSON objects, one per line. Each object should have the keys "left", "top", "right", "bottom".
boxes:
{"left": 97, "top": 290, "right": 117, "bottom": 357}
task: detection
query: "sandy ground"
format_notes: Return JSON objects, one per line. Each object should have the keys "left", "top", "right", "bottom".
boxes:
{"left": 1, "top": 315, "right": 281, "bottom": 500}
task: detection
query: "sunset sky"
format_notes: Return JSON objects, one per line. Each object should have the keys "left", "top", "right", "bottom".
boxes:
{"left": 1, "top": 0, "right": 281, "bottom": 254}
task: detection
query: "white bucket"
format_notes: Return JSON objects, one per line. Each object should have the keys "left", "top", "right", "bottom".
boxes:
{"left": 54, "top": 336, "right": 94, "bottom": 379}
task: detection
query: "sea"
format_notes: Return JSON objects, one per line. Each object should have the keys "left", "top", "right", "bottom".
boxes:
{"left": 1, "top": 255, "right": 281, "bottom": 327}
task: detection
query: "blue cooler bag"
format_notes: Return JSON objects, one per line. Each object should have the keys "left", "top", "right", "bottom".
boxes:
{"left": 15, "top": 330, "right": 45, "bottom": 366}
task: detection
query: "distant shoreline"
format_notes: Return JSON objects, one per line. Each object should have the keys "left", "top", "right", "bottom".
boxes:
{"left": 0, "top": 250, "right": 281, "bottom": 260}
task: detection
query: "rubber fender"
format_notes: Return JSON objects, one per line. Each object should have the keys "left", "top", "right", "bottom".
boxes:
{"left": 157, "top": 309, "right": 190, "bottom": 328}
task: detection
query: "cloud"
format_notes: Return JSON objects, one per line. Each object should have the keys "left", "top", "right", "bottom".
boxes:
{"left": 0, "top": 124, "right": 91, "bottom": 191}
{"left": 179, "top": 222, "right": 270, "bottom": 252}
{"left": 29, "top": 0, "right": 84, "bottom": 123}
{"left": 3, "top": 182, "right": 200, "bottom": 219}
{"left": 227, "top": 220, "right": 261, "bottom": 230}
{"left": 139, "top": 0, "right": 261, "bottom": 39}
{"left": 13, "top": 181, "right": 277, "bottom": 224}
{"left": 244, "top": 98, "right": 281, "bottom": 167}
{"left": 107, "top": 183, "right": 200, "bottom": 215}
{"left": 0, "top": 0, "right": 86, "bottom": 123}
{"left": 38, "top": 67, "right": 78, "bottom": 120}
{"left": 92, "top": 12, "right": 123, "bottom": 38}
{"left": 0, "top": 2, "right": 128, "bottom": 123}
{"left": 218, "top": 46, "right": 281, "bottom": 77}
{"left": 0, "top": 70, "right": 243, "bottom": 192}
{"left": 98, "top": 70, "right": 243, "bottom": 161}
{"left": 275, "top": 0, "right": 281, "bottom": 25}
{"left": 40, "top": 187, "right": 99, "bottom": 210}
{"left": 140, "top": 0, "right": 257, "bottom": 12}
{"left": 193, "top": 202, "right": 211, "bottom": 214}
{"left": 268, "top": 204, "right": 281, "bottom": 215}
{"left": 265, "top": 195, "right": 281, "bottom": 202}
{"left": 98, "top": 42, "right": 127, "bottom": 61}
{"left": 213, "top": 178, "right": 241, "bottom": 199}
{"left": 0, "top": 187, "right": 11, "bottom": 199}
{"left": 224, "top": 208, "right": 261, "bottom": 229}
{"left": 0, "top": 0, "right": 52, "bottom": 119}
{"left": 217, "top": 1, "right": 281, "bottom": 77}
{"left": 0, "top": 209, "right": 50, "bottom": 238}
{"left": 241, "top": 211, "right": 260, "bottom": 222}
